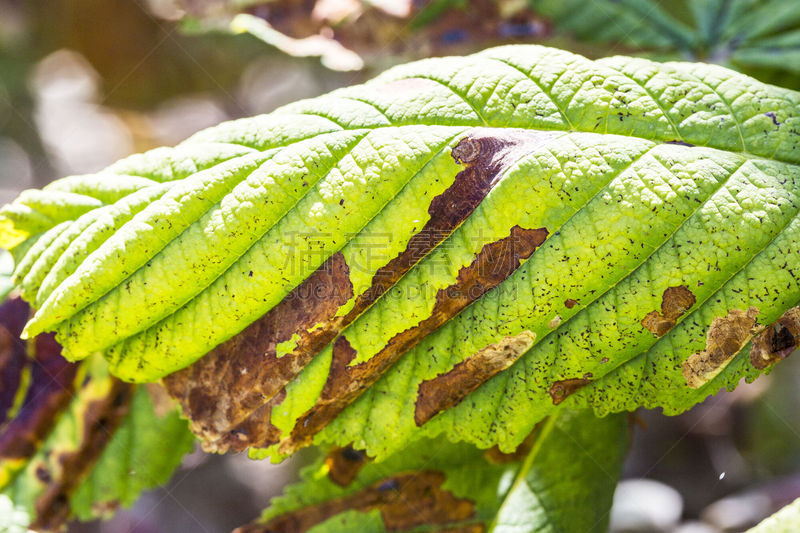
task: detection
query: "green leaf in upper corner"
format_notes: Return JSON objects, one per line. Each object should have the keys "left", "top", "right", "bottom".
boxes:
{"left": 529, "top": 0, "right": 697, "bottom": 52}
{"left": 4, "top": 44, "right": 800, "bottom": 463}
{"left": 235, "top": 410, "right": 628, "bottom": 533}
{"left": 529, "top": 0, "right": 800, "bottom": 89}
{"left": 0, "top": 297, "right": 194, "bottom": 530}
{"left": 748, "top": 498, "right": 800, "bottom": 533}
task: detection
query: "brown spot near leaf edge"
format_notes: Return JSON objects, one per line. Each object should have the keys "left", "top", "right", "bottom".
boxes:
{"left": 233, "top": 471, "right": 476, "bottom": 533}
{"left": 683, "top": 306, "right": 760, "bottom": 389}
{"left": 282, "top": 224, "right": 548, "bottom": 454}
{"left": 31, "top": 379, "right": 135, "bottom": 531}
{"left": 641, "top": 285, "right": 697, "bottom": 337}
{"left": 484, "top": 422, "right": 541, "bottom": 464}
{"left": 750, "top": 306, "right": 800, "bottom": 370}
{"left": 548, "top": 374, "right": 593, "bottom": 405}
{"left": 325, "top": 445, "right": 369, "bottom": 486}
{"left": 564, "top": 298, "right": 578, "bottom": 309}
{"left": 168, "top": 129, "right": 554, "bottom": 453}
{"left": 0, "top": 332, "right": 78, "bottom": 461}
{"left": 414, "top": 331, "right": 535, "bottom": 426}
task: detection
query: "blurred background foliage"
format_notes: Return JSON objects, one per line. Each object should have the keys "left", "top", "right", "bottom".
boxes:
{"left": 0, "top": 1, "right": 798, "bottom": 531}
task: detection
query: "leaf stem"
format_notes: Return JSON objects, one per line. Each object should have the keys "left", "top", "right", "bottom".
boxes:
{"left": 487, "top": 413, "right": 560, "bottom": 532}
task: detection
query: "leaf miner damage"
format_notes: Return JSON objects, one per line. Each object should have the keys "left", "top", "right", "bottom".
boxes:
{"left": 683, "top": 307, "right": 759, "bottom": 389}
{"left": 750, "top": 306, "right": 800, "bottom": 370}
{"left": 166, "top": 130, "right": 552, "bottom": 453}
{"left": 162, "top": 252, "right": 353, "bottom": 448}
{"left": 641, "top": 286, "right": 696, "bottom": 337}
{"left": 548, "top": 375, "right": 593, "bottom": 405}
{"left": 282, "top": 224, "right": 548, "bottom": 454}
{"left": 414, "top": 331, "right": 535, "bottom": 426}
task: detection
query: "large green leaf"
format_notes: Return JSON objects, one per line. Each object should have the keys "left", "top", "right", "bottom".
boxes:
{"left": 0, "top": 297, "right": 193, "bottom": 530}
{"left": 2, "top": 45, "right": 799, "bottom": 462}
{"left": 236, "top": 410, "right": 627, "bottom": 532}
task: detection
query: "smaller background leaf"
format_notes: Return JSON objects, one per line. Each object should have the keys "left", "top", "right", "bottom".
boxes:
{"left": 491, "top": 410, "right": 629, "bottom": 533}
{"left": 240, "top": 410, "right": 627, "bottom": 532}
{"left": 69, "top": 384, "right": 196, "bottom": 521}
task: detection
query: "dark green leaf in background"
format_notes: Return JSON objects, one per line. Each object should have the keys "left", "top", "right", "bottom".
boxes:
{"left": 237, "top": 410, "right": 627, "bottom": 533}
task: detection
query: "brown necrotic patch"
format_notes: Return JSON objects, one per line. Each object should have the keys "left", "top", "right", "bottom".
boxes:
{"left": 683, "top": 306, "right": 759, "bottom": 389}
{"left": 32, "top": 379, "right": 135, "bottom": 531}
{"left": 641, "top": 286, "right": 696, "bottom": 337}
{"left": 163, "top": 252, "right": 353, "bottom": 449}
{"left": 750, "top": 306, "right": 800, "bottom": 370}
{"left": 233, "top": 471, "right": 477, "bottom": 533}
{"left": 414, "top": 331, "right": 535, "bottom": 426}
{"left": 548, "top": 375, "right": 593, "bottom": 405}
{"left": 282, "top": 224, "right": 548, "bottom": 454}
{"left": 325, "top": 445, "right": 369, "bottom": 486}
{"left": 165, "top": 128, "right": 553, "bottom": 452}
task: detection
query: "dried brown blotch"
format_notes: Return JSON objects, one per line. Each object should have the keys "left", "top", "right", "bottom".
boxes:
{"left": 167, "top": 130, "right": 554, "bottom": 453}
{"left": 641, "top": 285, "right": 696, "bottom": 337}
{"left": 683, "top": 306, "right": 759, "bottom": 389}
{"left": 414, "top": 331, "right": 535, "bottom": 426}
{"left": 548, "top": 375, "right": 593, "bottom": 405}
{"left": 283, "top": 224, "right": 548, "bottom": 454}
{"left": 564, "top": 298, "right": 578, "bottom": 309}
{"left": 233, "top": 471, "right": 476, "bottom": 533}
{"left": 325, "top": 445, "right": 369, "bottom": 486}
{"left": 750, "top": 306, "right": 800, "bottom": 370}
{"left": 0, "top": 333, "right": 78, "bottom": 461}
{"left": 32, "top": 379, "right": 135, "bottom": 531}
